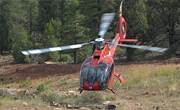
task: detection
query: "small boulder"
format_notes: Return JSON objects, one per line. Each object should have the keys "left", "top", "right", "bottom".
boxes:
{"left": 23, "top": 102, "right": 28, "bottom": 106}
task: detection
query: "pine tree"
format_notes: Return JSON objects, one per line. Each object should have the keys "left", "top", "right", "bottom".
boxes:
{"left": 147, "top": 0, "right": 180, "bottom": 54}
{"left": 41, "top": 18, "right": 61, "bottom": 62}
{"left": 122, "top": 0, "right": 148, "bottom": 61}
{"left": 37, "top": 0, "right": 56, "bottom": 33}
{"left": 12, "top": 28, "right": 36, "bottom": 63}
{"left": 0, "top": 10, "right": 10, "bottom": 54}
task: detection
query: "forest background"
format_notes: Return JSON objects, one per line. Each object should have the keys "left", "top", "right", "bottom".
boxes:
{"left": 0, "top": 0, "right": 180, "bottom": 63}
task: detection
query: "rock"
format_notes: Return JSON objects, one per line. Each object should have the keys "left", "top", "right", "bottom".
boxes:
{"left": 66, "top": 104, "right": 80, "bottom": 109}
{"left": 102, "top": 101, "right": 111, "bottom": 105}
{"left": 50, "top": 101, "right": 60, "bottom": 107}
{"left": 79, "top": 107, "right": 91, "bottom": 110}
{"left": 28, "top": 93, "right": 36, "bottom": 100}
{"left": 67, "top": 90, "right": 79, "bottom": 97}
{"left": 23, "top": 102, "right": 28, "bottom": 106}
{"left": 12, "top": 96, "right": 19, "bottom": 100}
{"left": 0, "top": 88, "right": 29, "bottom": 97}
{"left": 105, "top": 105, "right": 116, "bottom": 110}
{"left": 135, "top": 103, "right": 141, "bottom": 105}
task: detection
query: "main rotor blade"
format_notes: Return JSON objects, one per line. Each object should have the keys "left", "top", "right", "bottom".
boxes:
{"left": 112, "top": 43, "right": 168, "bottom": 52}
{"left": 21, "top": 43, "right": 90, "bottom": 55}
{"left": 98, "top": 13, "right": 115, "bottom": 38}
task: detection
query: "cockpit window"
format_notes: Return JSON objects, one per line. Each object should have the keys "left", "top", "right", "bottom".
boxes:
{"left": 88, "top": 67, "right": 97, "bottom": 86}
{"left": 80, "top": 61, "right": 108, "bottom": 90}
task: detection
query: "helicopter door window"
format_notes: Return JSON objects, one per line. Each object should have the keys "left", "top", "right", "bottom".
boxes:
{"left": 108, "top": 62, "right": 114, "bottom": 79}
{"left": 79, "top": 66, "right": 89, "bottom": 88}
{"left": 96, "top": 66, "right": 108, "bottom": 90}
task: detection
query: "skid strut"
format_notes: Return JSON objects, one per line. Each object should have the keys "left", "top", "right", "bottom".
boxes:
{"left": 108, "top": 73, "right": 123, "bottom": 94}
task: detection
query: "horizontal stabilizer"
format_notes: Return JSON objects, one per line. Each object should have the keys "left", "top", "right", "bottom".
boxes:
{"left": 119, "top": 39, "right": 137, "bottom": 42}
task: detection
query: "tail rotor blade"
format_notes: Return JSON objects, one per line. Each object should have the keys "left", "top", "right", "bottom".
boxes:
{"left": 21, "top": 43, "right": 90, "bottom": 55}
{"left": 98, "top": 13, "right": 115, "bottom": 38}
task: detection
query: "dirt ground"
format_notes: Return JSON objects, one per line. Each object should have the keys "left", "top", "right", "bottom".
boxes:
{"left": 1, "top": 63, "right": 81, "bottom": 84}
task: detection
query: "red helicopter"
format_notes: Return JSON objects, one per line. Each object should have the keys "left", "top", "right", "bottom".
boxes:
{"left": 21, "top": 2, "right": 167, "bottom": 94}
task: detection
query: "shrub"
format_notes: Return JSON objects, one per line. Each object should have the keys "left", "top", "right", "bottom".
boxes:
{"left": 42, "top": 92, "right": 65, "bottom": 103}
{"left": 64, "top": 75, "right": 71, "bottom": 80}
{"left": 12, "top": 29, "right": 36, "bottom": 63}
{"left": 76, "top": 91, "right": 104, "bottom": 104}
{"left": 61, "top": 54, "right": 71, "bottom": 62}
{"left": 77, "top": 52, "right": 89, "bottom": 63}
{"left": 0, "top": 101, "right": 2, "bottom": 106}
{"left": 37, "top": 84, "right": 46, "bottom": 92}
{"left": 9, "top": 77, "right": 14, "bottom": 83}
{"left": 0, "top": 78, "right": 4, "bottom": 82}
{"left": 15, "top": 68, "right": 19, "bottom": 72}
{"left": 19, "top": 80, "right": 32, "bottom": 88}
{"left": 24, "top": 56, "right": 31, "bottom": 64}
{"left": 106, "top": 96, "right": 116, "bottom": 101}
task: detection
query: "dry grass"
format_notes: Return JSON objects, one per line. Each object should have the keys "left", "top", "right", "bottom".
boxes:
{"left": 117, "top": 64, "right": 180, "bottom": 109}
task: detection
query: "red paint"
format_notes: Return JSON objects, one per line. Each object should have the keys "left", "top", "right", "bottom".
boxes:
{"left": 83, "top": 81, "right": 100, "bottom": 90}
{"left": 81, "top": 2, "right": 136, "bottom": 94}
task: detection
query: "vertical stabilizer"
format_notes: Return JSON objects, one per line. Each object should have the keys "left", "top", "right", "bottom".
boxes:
{"left": 119, "top": 2, "right": 123, "bottom": 18}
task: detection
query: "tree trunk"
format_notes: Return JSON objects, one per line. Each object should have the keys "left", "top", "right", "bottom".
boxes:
{"left": 74, "top": 51, "right": 76, "bottom": 63}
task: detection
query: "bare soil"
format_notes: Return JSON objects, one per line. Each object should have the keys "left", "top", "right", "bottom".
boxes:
{"left": 1, "top": 63, "right": 81, "bottom": 84}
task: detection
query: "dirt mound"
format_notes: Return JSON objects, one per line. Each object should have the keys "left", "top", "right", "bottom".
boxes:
{"left": 2, "top": 64, "right": 81, "bottom": 84}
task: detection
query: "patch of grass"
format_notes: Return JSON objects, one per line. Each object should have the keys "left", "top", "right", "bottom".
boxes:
{"left": 0, "top": 101, "right": 2, "bottom": 106}
{"left": 0, "top": 78, "right": 4, "bottom": 82}
{"left": 15, "top": 68, "right": 19, "bottom": 72}
{"left": 42, "top": 92, "right": 65, "bottom": 103}
{"left": 9, "top": 77, "right": 14, "bottom": 83}
{"left": 37, "top": 84, "right": 47, "bottom": 93}
{"left": 117, "top": 64, "right": 180, "bottom": 109}
{"left": 106, "top": 95, "right": 116, "bottom": 101}
{"left": 64, "top": 74, "right": 71, "bottom": 80}
{"left": 19, "top": 77, "right": 32, "bottom": 88}
{"left": 60, "top": 81, "right": 67, "bottom": 90}
{"left": 45, "top": 78, "right": 54, "bottom": 85}
{"left": 75, "top": 91, "right": 104, "bottom": 104}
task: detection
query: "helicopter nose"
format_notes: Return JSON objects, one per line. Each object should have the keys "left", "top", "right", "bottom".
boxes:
{"left": 83, "top": 81, "right": 100, "bottom": 90}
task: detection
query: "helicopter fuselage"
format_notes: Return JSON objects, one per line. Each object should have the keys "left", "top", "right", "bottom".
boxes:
{"left": 79, "top": 33, "right": 123, "bottom": 93}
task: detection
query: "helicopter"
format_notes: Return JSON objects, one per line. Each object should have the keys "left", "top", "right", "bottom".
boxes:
{"left": 21, "top": 2, "right": 167, "bottom": 94}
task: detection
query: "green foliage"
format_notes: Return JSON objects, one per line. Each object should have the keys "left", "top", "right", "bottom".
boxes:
{"left": 61, "top": 54, "right": 72, "bottom": 62}
{"left": 147, "top": 0, "right": 180, "bottom": 55}
{"left": 37, "top": 0, "right": 56, "bottom": 32}
{"left": 106, "top": 96, "right": 116, "bottom": 101}
{"left": 12, "top": 29, "right": 37, "bottom": 63}
{"left": 122, "top": 0, "right": 148, "bottom": 61}
{"left": 19, "top": 78, "right": 32, "bottom": 88}
{"left": 0, "top": 10, "right": 10, "bottom": 54}
{"left": 41, "top": 18, "right": 61, "bottom": 62}
{"left": 42, "top": 92, "right": 65, "bottom": 103}
{"left": 0, "top": 101, "right": 2, "bottom": 106}
{"left": 64, "top": 75, "right": 71, "bottom": 80}
{"left": 77, "top": 52, "right": 89, "bottom": 63}
{"left": 37, "top": 84, "right": 46, "bottom": 92}
{"left": 9, "top": 77, "right": 14, "bottom": 83}
{"left": 0, "top": 78, "right": 4, "bottom": 82}
{"left": 15, "top": 68, "right": 19, "bottom": 72}
{"left": 76, "top": 91, "right": 104, "bottom": 104}
{"left": 24, "top": 56, "right": 31, "bottom": 64}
